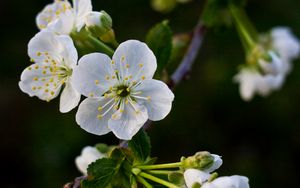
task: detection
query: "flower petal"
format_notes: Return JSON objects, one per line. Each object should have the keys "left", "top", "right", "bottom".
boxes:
{"left": 108, "top": 102, "right": 148, "bottom": 140}
{"left": 75, "top": 146, "right": 105, "bottom": 175}
{"left": 46, "top": 10, "right": 75, "bottom": 35}
{"left": 19, "top": 64, "right": 63, "bottom": 101}
{"left": 28, "top": 31, "right": 63, "bottom": 63}
{"left": 76, "top": 97, "right": 112, "bottom": 136}
{"left": 73, "top": 53, "right": 116, "bottom": 98}
{"left": 73, "top": 0, "right": 92, "bottom": 31}
{"left": 112, "top": 40, "right": 157, "bottom": 82}
{"left": 56, "top": 35, "right": 78, "bottom": 68}
{"left": 60, "top": 81, "right": 81, "bottom": 113}
{"left": 133, "top": 79, "right": 174, "bottom": 121}
{"left": 184, "top": 169, "right": 210, "bottom": 188}
{"left": 202, "top": 175, "right": 249, "bottom": 188}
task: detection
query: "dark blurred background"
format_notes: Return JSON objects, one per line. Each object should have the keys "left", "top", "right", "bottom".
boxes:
{"left": 1, "top": 0, "right": 300, "bottom": 187}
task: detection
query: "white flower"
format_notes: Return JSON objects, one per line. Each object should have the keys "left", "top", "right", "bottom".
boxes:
{"left": 184, "top": 169, "right": 249, "bottom": 188}
{"left": 234, "top": 67, "right": 284, "bottom": 101}
{"left": 75, "top": 146, "right": 106, "bottom": 175}
{"left": 73, "top": 40, "right": 174, "bottom": 140}
{"left": 19, "top": 31, "right": 81, "bottom": 113}
{"left": 36, "top": 0, "right": 92, "bottom": 35}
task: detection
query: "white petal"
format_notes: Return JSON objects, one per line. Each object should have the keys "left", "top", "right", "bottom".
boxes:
{"left": 28, "top": 31, "right": 63, "bottom": 62}
{"left": 73, "top": 53, "right": 116, "bottom": 98}
{"left": 108, "top": 102, "right": 148, "bottom": 140}
{"left": 59, "top": 81, "right": 81, "bottom": 113}
{"left": 184, "top": 169, "right": 210, "bottom": 188}
{"left": 56, "top": 35, "right": 78, "bottom": 68}
{"left": 73, "top": 0, "right": 92, "bottom": 31}
{"left": 271, "top": 27, "right": 300, "bottom": 61}
{"left": 205, "top": 154, "right": 223, "bottom": 173}
{"left": 133, "top": 79, "right": 174, "bottom": 121}
{"left": 234, "top": 68, "right": 257, "bottom": 101}
{"left": 19, "top": 64, "right": 62, "bottom": 101}
{"left": 202, "top": 175, "right": 249, "bottom": 188}
{"left": 75, "top": 146, "right": 105, "bottom": 175}
{"left": 112, "top": 40, "right": 157, "bottom": 81}
{"left": 76, "top": 97, "right": 112, "bottom": 136}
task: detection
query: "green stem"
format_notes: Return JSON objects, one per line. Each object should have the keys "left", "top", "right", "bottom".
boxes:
{"left": 137, "top": 162, "right": 182, "bottom": 170}
{"left": 136, "top": 176, "right": 153, "bottom": 188}
{"left": 146, "top": 170, "right": 176, "bottom": 175}
{"left": 139, "top": 172, "right": 180, "bottom": 188}
{"left": 229, "top": 4, "right": 256, "bottom": 51}
{"left": 87, "top": 35, "right": 115, "bottom": 56}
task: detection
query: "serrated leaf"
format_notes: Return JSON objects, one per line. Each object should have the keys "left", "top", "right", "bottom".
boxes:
{"left": 128, "top": 129, "right": 151, "bottom": 162}
{"left": 146, "top": 20, "right": 172, "bottom": 77}
{"left": 82, "top": 158, "right": 120, "bottom": 188}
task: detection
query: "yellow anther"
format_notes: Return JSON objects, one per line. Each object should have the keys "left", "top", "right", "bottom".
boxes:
{"left": 45, "top": 52, "right": 49, "bottom": 55}
{"left": 125, "top": 77, "right": 128, "bottom": 81}
{"left": 42, "top": 78, "right": 46, "bottom": 82}
{"left": 30, "top": 59, "right": 35, "bottom": 63}
{"left": 50, "top": 91, "right": 55, "bottom": 96}
{"left": 113, "top": 105, "right": 118, "bottom": 110}
{"left": 45, "top": 83, "right": 49, "bottom": 87}
{"left": 28, "top": 67, "right": 32, "bottom": 71}
{"left": 34, "top": 65, "right": 39, "bottom": 69}
{"left": 121, "top": 56, "right": 125, "bottom": 62}
{"left": 89, "top": 93, "right": 94, "bottom": 97}
{"left": 111, "top": 60, "right": 115, "bottom": 65}
{"left": 120, "top": 109, "right": 124, "bottom": 113}
{"left": 37, "top": 52, "right": 41, "bottom": 56}
{"left": 112, "top": 114, "right": 117, "bottom": 119}
{"left": 105, "top": 76, "right": 110, "bottom": 80}
{"left": 42, "top": 70, "right": 47, "bottom": 75}
{"left": 49, "top": 78, "right": 54, "bottom": 82}
{"left": 125, "top": 100, "right": 129, "bottom": 104}
{"left": 112, "top": 75, "right": 116, "bottom": 79}
{"left": 38, "top": 86, "right": 42, "bottom": 90}
{"left": 98, "top": 106, "right": 103, "bottom": 112}
{"left": 32, "top": 86, "right": 36, "bottom": 91}
{"left": 45, "top": 89, "right": 49, "bottom": 93}
{"left": 45, "top": 59, "right": 49, "bottom": 63}
{"left": 115, "top": 70, "right": 119, "bottom": 74}
{"left": 54, "top": 83, "right": 57, "bottom": 87}
{"left": 126, "top": 88, "right": 130, "bottom": 92}
{"left": 33, "top": 77, "right": 38, "bottom": 81}
{"left": 141, "top": 76, "right": 145, "bottom": 80}
{"left": 97, "top": 114, "right": 103, "bottom": 119}
{"left": 139, "top": 63, "right": 143, "bottom": 68}
{"left": 147, "top": 96, "right": 151, "bottom": 101}
{"left": 94, "top": 80, "right": 99, "bottom": 85}
{"left": 43, "top": 66, "right": 48, "bottom": 69}
{"left": 126, "top": 64, "right": 130, "bottom": 68}
{"left": 129, "top": 75, "right": 132, "bottom": 79}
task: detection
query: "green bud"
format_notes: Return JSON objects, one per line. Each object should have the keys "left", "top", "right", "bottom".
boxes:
{"left": 85, "top": 11, "right": 115, "bottom": 43}
{"left": 181, "top": 151, "right": 214, "bottom": 170}
{"left": 95, "top": 143, "right": 109, "bottom": 153}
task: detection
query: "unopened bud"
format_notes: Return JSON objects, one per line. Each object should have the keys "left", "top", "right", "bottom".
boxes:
{"left": 151, "top": 0, "right": 177, "bottom": 13}
{"left": 85, "top": 11, "right": 115, "bottom": 43}
{"left": 181, "top": 151, "right": 214, "bottom": 170}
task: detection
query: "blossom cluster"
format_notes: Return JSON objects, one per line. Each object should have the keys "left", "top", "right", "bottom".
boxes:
{"left": 19, "top": 0, "right": 174, "bottom": 140}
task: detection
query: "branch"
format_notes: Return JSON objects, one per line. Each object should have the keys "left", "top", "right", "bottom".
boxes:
{"left": 169, "top": 22, "right": 206, "bottom": 88}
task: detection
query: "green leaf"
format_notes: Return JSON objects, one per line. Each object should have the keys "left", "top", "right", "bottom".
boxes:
{"left": 146, "top": 20, "right": 172, "bottom": 77}
{"left": 82, "top": 158, "right": 120, "bottom": 188}
{"left": 128, "top": 129, "right": 151, "bottom": 162}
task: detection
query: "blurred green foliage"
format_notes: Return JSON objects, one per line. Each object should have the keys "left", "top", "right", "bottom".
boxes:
{"left": 1, "top": 0, "right": 300, "bottom": 187}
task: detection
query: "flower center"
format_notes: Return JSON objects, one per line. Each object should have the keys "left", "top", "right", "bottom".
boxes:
{"left": 116, "top": 85, "right": 130, "bottom": 97}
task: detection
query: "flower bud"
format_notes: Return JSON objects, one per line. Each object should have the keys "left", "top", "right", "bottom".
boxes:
{"left": 181, "top": 151, "right": 214, "bottom": 170}
{"left": 151, "top": 0, "right": 177, "bottom": 13}
{"left": 85, "top": 11, "right": 115, "bottom": 43}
